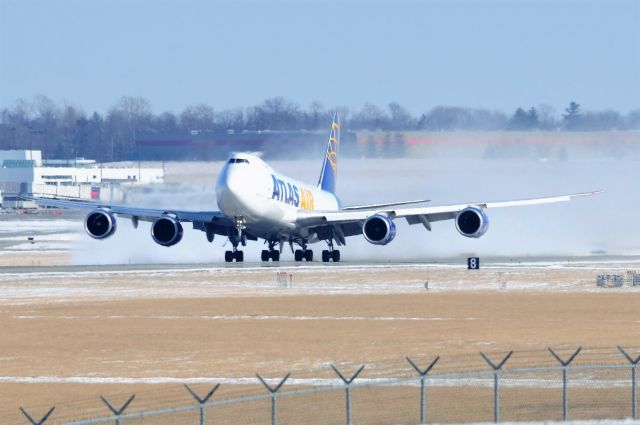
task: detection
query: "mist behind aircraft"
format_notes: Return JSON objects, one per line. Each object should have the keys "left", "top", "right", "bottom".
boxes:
{"left": 71, "top": 144, "right": 638, "bottom": 265}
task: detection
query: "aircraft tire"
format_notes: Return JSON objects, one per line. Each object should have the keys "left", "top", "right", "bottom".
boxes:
{"left": 294, "top": 250, "right": 303, "bottom": 262}
{"left": 304, "top": 249, "right": 313, "bottom": 262}
{"left": 271, "top": 250, "right": 280, "bottom": 261}
{"left": 235, "top": 250, "right": 244, "bottom": 262}
{"left": 224, "top": 251, "right": 234, "bottom": 262}
{"left": 321, "top": 250, "right": 330, "bottom": 262}
{"left": 261, "top": 250, "right": 270, "bottom": 262}
{"left": 332, "top": 250, "right": 341, "bottom": 262}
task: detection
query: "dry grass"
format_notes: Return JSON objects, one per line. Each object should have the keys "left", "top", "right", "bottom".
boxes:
{"left": 0, "top": 263, "right": 638, "bottom": 423}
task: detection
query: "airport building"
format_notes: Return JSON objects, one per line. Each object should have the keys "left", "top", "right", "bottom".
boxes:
{"left": 0, "top": 150, "right": 164, "bottom": 205}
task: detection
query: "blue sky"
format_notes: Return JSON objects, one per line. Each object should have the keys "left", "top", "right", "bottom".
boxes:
{"left": 1, "top": 0, "right": 638, "bottom": 115}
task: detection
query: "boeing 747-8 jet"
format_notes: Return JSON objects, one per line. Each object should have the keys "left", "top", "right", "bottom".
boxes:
{"left": 29, "top": 113, "right": 598, "bottom": 262}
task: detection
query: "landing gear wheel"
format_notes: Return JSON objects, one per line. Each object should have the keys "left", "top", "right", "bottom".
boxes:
{"left": 304, "top": 249, "right": 313, "bottom": 262}
{"left": 224, "top": 251, "right": 234, "bottom": 263}
{"left": 271, "top": 250, "right": 280, "bottom": 261}
{"left": 261, "top": 250, "right": 270, "bottom": 262}
{"left": 234, "top": 250, "right": 244, "bottom": 262}
{"left": 322, "top": 250, "right": 330, "bottom": 262}
{"left": 332, "top": 250, "right": 340, "bottom": 262}
{"left": 294, "top": 249, "right": 303, "bottom": 262}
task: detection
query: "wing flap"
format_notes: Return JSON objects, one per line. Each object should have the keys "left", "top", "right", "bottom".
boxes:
{"left": 342, "top": 199, "right": 430, "bottom": 211}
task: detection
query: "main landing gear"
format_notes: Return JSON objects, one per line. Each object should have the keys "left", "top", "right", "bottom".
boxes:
{"left": 261, "top": 240, "right": 280, "bottom": 262}
{"left": 294, "top": 249, "right": 313, "bottom": 262}
{"left": 321, "top": 239, "right": 340, "bottom": 262}
{"left": 292, "top": 239, "right": 313, "bottom": 262}
{"left": 225, "top": 250, "right": 243, "bottom": 262}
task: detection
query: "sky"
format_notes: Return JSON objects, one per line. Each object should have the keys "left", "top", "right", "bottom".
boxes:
{"left": 1, "top": 0, "right": 639, "bottom": 115}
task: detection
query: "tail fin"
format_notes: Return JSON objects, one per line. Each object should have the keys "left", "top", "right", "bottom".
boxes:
{"left": 318, "top": 112, "right": 339, "bottom": 194}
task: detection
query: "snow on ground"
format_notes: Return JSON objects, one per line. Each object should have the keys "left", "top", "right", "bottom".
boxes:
{"left": 0, "top": 261, "right": 637, "bottom": 303}
{"left": 0, "top": 219, "right": 78, "bottom": 236}
{"left": 0, "top": 218, "right": 80, "bottom": 252}
{"left": 0, "top": 371, "right": 631, "bottom": 389}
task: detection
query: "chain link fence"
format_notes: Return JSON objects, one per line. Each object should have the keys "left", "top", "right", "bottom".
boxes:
{"left": 14, "top": 347, "right": 639, "bottom": 425}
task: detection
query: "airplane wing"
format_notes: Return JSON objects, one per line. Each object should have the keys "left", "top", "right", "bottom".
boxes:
{"left": 297, "top": 191, "right": 600, "bottom": 243}
{"left": 23, "top": 196, "right": 233, "bottom": 226}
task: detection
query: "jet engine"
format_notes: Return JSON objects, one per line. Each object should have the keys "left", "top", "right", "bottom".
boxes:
{"left": 151, "top": 216, "right": 184, "bottom": 247}
{"left": 84, "top": 209, "right": 117, "bottom": 239}
{"left": 363, "top": 214, "right": 396, "bottom": 245}
{"left": 455, "top": 207, "right": 489, "bottom": 238}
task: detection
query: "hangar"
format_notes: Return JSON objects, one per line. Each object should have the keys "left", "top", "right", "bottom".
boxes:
{"left": 0, "top": 150, "right": 163, "bottom": 203}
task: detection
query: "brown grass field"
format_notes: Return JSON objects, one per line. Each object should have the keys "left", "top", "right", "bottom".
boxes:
{"left": 0, "top": 258, "right": 638, "bottom": 424}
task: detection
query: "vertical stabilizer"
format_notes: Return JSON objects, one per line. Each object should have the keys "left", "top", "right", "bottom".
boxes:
{"left": 318, "top": 112, "right": 339, "bottom": 194}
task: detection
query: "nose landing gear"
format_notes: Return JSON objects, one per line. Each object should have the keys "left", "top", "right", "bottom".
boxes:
{"left": 225, "top": 224, "right": 246, "bottom": 263}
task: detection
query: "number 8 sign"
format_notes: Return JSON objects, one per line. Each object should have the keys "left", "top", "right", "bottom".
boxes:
{"left": 468, "top": 257, "right": 480, "bottom": 270}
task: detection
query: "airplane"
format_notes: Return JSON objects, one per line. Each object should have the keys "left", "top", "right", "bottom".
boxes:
{"left": 27, "top": 113, "right": 599, "bottom": 263}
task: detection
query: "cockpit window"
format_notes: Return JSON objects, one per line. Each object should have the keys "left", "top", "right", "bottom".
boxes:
{"left": 228, "top": 158, "right": 249, "bottom": 164}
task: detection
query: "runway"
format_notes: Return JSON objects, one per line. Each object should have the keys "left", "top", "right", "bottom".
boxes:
{"left": 0, "top": 257, "right": 639, "bottom": 305}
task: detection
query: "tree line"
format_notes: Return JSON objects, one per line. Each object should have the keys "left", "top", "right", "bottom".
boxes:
{"left": 1, "top": 95, "right": 638, "bottom": 161}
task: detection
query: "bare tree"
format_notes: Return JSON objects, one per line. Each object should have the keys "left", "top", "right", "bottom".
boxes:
{"left": 352, "top": 103, "right": 389, "bottom": 130}
{"left": 106, "top": 96, "right": 153, "bottom": 160}
{"left": 1, "top": 96, "right": 635, "bottom": 161}
{"left": 537, "top": 104, "right": 557, "bottom": 130}
{"left": 306, "top": 101, "right": 326, "bottom": 130}
{"left": 180, "top": 103, "right": 215, "bottom": 132}
{"left": 388, "top": 102, "right": 415, "bottom": 130}
{"left": 33, "top": 95, "right": 59, "bottom": 157}
{"left": 59, "top": 104, "right": 85, "bottom": 158}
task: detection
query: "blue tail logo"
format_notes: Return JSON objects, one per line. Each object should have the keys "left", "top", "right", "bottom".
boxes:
{"left": 318, "top": 112, "right": 339, "bottom": 194}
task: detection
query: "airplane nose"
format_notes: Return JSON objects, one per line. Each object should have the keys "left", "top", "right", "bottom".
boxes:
{"left": 216, "top": 165, "right": 255, "bottom": 214}
{"left": 225, "top": 168, "right": 251, "bottom": 195}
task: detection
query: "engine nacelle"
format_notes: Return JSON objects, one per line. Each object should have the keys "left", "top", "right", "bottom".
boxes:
{"left": 363, "top": 214, "right": 396, "bottom": 245}
{"left": 455, "top": 207, "right": 490, "bottom": 238}
{"left": 151, "top": 216, "right": 184, "bottom": 247}
{"left": 84, "top": 209, "right": 117, "bottom": 239}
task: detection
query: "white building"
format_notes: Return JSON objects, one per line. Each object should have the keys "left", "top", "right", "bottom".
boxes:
{"left": 0, "top": 150, "right": 164, "bottom": 202}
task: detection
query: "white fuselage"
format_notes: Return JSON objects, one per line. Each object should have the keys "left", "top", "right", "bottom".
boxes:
{"left": 215, "top": 153, "right": 340, "bottom": 240}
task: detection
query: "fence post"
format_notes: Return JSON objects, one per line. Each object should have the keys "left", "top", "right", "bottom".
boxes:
{"left": 618, "top": 346, "right": 640, "bottom": 420}
{"left": 257, "top": 373, "right": 290, "bottom": 425}
{"left": 480, "top": 351, "right": 513, "bottom": 423}
{"left": 19, "top": 407, "right": 55, "bottom": 425}
{"left": 185, "top": 384, "right": 221, "bottom": 425}
{"left": 331, "top": 364, "right": 365, "bottom": 425}
{"left": 100, "top": 395, "right": 135, "bottom": 425}
{"left": 548, "top": 347, "right": 581, "bottom": 421}
{"left": 406, "top": 356, "right": 440, "bottom": 425}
